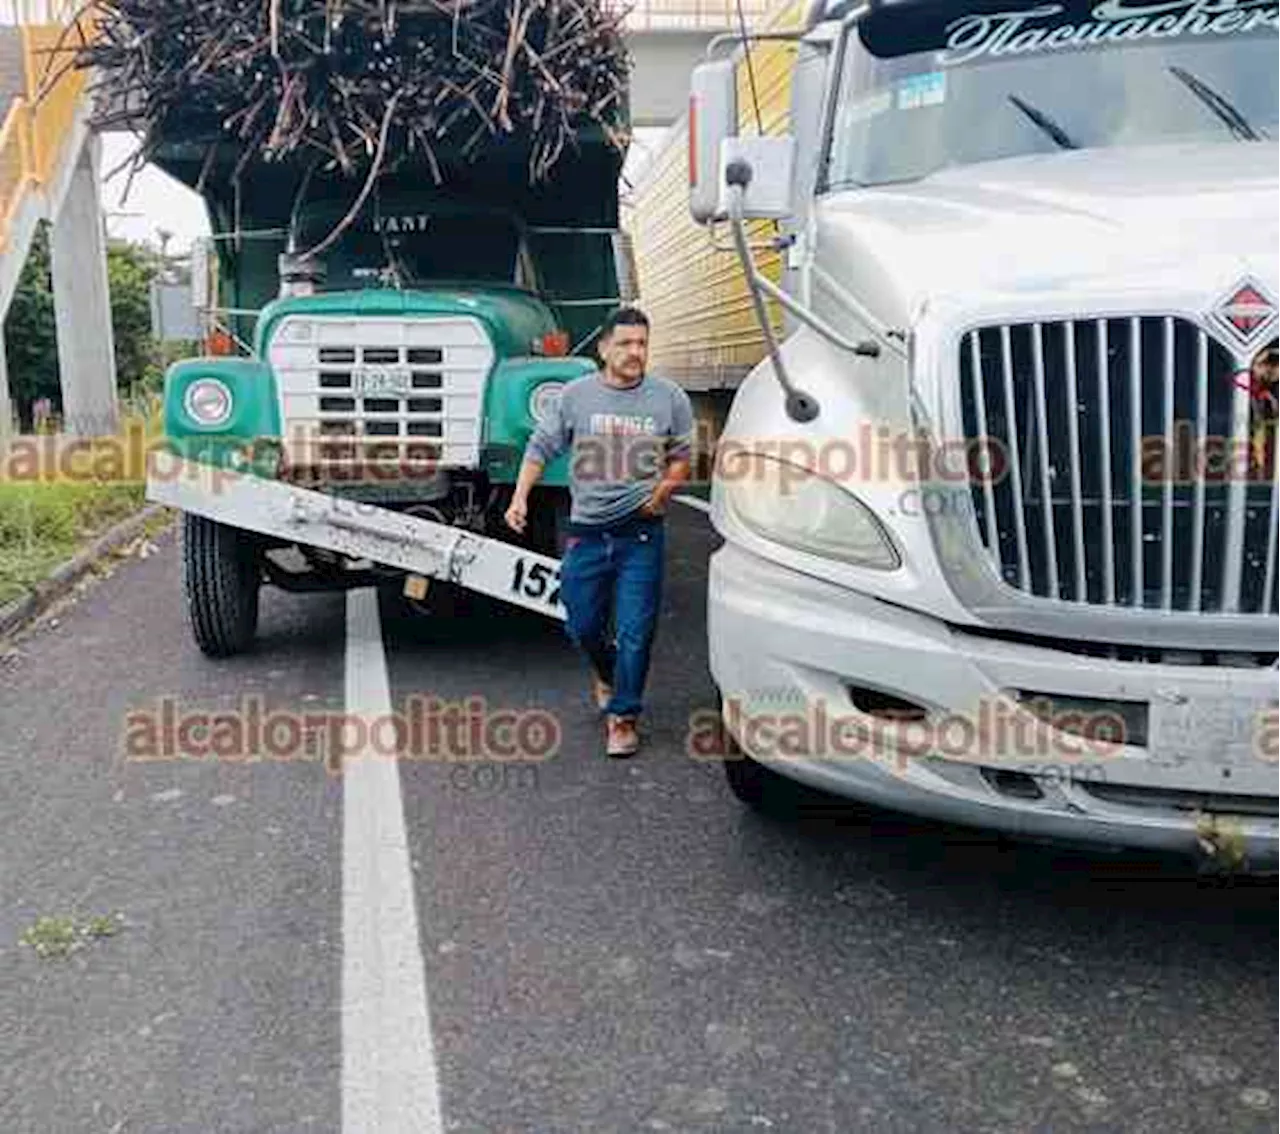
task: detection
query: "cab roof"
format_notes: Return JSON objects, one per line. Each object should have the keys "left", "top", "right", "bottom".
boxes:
{"left": 811, "top": 0, "right": 1131, "bottom": 54}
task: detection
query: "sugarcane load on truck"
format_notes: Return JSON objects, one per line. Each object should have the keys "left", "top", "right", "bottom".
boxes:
{"left": 55, "top": 0, "right": 634, "bottom": 656}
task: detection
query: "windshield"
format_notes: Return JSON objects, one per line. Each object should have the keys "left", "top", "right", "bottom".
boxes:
{"left": 825, "top": 4, "right": 1278, "bottom": 190}
{"left": 295, "top": 209, "right": 525, "bottom": 291}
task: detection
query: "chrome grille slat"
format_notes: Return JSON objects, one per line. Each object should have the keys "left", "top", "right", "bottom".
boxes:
{"left": 999, "top": 326, "right": 1032, "bottom": 591}
{"left": 1220, "top": 371, "right": 1251, "bottom": 612}
{"left": 1160, "top": 317, "right": 1175, "bottom": 611}
{"left": 1264, "top": 435, "right": 1280, "bottom": 611}
{"left": 968, "top": 332, "right": 1000, "bottom": 564}
{"left": 1062, "top": 320, "right": 1087, "bottom": 602}
{"left": 1030, "top": 323, "right": 1059, "bottom": 599}
{"left": 957, "top": 315, "right": 1278, "bottom": 617}
{"left": 1128, "top": 317, "right": 1143, "bottom": 608}
{"left": 1096, "top": 320, "right": 1116, "bottom": 605}
{"left": 1188, "top": 332, "right": 1209, "bottom": 612}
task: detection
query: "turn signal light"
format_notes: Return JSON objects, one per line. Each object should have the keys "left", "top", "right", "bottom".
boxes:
{"left": 207, "top": 329, "right": 234, "bottom": 356}
{"left": 539, "top": 330, "right": 571, "bottom": 357}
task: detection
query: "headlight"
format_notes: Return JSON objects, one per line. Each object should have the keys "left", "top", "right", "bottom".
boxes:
{"left": 183, "top": 379, "right": 233, "bottom": 427}
{"left": 529, "top": 382, "right": 564, "bottom": 423}
{"left": 720, "top": 451, "right": 900, "bottom": 570}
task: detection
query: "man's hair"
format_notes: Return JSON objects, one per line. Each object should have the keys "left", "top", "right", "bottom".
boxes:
{"left": 601, "top": 306, "right": 650, "bottom": 338}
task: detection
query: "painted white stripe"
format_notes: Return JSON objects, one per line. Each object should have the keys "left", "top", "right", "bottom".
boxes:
{"left": 342, "top": 588, "right": 444, "bottom": 1133}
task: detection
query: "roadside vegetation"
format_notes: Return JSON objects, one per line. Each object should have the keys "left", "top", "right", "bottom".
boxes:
{"left": 0, "top": 480, "right": 147, "bottom": 604}
{"left": 0, "top": 226, "right": 194, "bottom": 608}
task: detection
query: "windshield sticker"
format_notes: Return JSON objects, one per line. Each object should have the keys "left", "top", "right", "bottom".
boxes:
{"left": 843, "top": 90, "right": 894, "bottom": 123}
{"left": 897, "top": 71, "right": 947, "bottom": 109}
{"left": 939, "top": 1, "right": 1279, "bottom": 66}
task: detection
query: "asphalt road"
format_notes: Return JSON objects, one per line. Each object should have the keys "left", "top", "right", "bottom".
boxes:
{"left": 0, "top": 509, "right": 1276, "bottom": 1134}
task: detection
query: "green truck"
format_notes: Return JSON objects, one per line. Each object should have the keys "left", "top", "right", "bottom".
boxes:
{"left": 146, "top": 128, "right": 631, "bottom": 656}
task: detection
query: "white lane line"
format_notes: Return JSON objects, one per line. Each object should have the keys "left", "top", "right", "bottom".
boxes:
{"left": 342, "top": 588, "right": 444, "bottom": 1134}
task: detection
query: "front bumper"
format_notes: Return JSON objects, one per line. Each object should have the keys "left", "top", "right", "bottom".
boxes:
{"left": 708, "top": 543, "right": 1279, "bottom": 867}
{"left": 146, "top": 456, "right": 567, "bottom": 621}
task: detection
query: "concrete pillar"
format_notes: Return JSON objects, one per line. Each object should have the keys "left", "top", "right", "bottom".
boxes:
{"left": 50, "top": 133, "right": 118, "bottom": 437}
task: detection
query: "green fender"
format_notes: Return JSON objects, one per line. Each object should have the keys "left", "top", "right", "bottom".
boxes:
{"left": 482, "top": 356, "right": 597, "bottom": 487}
{"left": 160, "top": 358, "right": 283, "bottom": 476}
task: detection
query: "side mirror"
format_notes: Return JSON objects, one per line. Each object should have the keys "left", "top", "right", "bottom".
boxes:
{"left": 688, "top": 59, "right": 738, "bottom": 224}
{"left": 718, "top": 136, "right": 796, "bottom": 220}
{"left": 689, "top": 58, "right": 796, "bottom": 224}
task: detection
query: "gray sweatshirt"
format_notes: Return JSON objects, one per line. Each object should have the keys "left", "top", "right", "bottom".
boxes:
{"left": 524, "top": 371, "right": 695, "bottom": 528}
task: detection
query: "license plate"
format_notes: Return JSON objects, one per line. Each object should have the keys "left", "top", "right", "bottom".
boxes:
{"left": 353, "top": 366, "right": 412, "bottom": 397}
{"left": 1149, "top": 692, "right": 1278, "bottom": 778}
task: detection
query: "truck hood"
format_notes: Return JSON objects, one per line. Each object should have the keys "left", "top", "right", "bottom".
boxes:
{"left": 255, "top": 285, "right": 557, "bottom": 359}
{"left": 814, "top": 141, "right": 1279, "bottom": 329}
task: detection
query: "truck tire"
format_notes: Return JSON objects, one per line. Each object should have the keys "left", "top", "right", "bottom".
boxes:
{"left": 182, "top": 514, "right": 261, "bottom": 658}
{"left": 715, "top": 690, "right": 801, "bottom": 816}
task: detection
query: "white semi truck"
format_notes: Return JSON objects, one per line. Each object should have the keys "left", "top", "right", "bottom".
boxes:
{"left": 676, "top": 0, "right": 1279, "bottom": 865}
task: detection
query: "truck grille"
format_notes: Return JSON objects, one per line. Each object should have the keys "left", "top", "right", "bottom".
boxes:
{"left": 958, "top": 318, "right": 1278, "bottom": 614}
{"left": 267, "top": 315, "right": 495, "bottom": 478}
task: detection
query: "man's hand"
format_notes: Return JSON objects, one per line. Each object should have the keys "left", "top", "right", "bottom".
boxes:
{"left": 505, "top": 496, "right": 528, "bottom": 534}
{"left": 641, "top": 459, "right": 691, "bottom": 518}
{"left": 639, "top": 488, "right": 670, "bottom": 518}
{"left": 506, "top": 458, "right": 544, "bottom": 535}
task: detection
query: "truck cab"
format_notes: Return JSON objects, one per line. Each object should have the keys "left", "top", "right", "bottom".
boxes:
{"left": 692, "top": 0, "right": 1279, "bottom": 865}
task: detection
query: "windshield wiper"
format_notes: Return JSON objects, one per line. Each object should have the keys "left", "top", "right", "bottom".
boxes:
{"left": 1168, "top": 66, "right": 1265, "bottom": 142}
{"left": 1008, "top": 95, "right": 1078, "bottom": 150}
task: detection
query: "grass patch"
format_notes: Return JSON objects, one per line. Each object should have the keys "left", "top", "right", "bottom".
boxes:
{"left": 19, "top": 912, "right": 125, "bottom": 960}
{"left": 0, "top": 481, "right": 146, "bottom": 605}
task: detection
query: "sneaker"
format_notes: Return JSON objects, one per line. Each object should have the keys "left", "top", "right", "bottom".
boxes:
{"left": 606, "top": 715, "right": 640, "bottom": 759}
{"left": 591, "top": 673, "right": 613, "bottom": 713}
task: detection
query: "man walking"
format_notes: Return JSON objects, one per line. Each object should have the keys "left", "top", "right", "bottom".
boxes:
{"left": 505, "top": 307, "right": 693, "bottom": 758}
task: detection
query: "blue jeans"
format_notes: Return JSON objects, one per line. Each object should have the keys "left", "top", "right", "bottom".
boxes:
{"left": 559, "top": 518, "right": 665, "bottom": 719}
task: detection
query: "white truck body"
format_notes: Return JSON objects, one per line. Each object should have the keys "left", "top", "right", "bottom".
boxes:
{"left": 694, "top": 0, "right": 1279, "bottom": 863}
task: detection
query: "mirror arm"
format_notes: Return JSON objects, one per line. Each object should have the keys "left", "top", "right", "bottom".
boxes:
{"left": 706, "top": 219, "right": 789, "bottom": 256}
{"left": 725, "top": 160, "right": 821, "bottom": 424}
{"left": 725, "top": 158, "right": 882, "bottom": 424}
{"left": 753, "top": 266, "right": 880, "bottom": 359}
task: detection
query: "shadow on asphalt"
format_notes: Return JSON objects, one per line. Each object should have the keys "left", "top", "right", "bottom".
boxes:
{"left": 378, "top": 587, "right": 568, "bottom": 653}
{"left": 728, "top": 787, "right": 1279, "bottom": 925}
